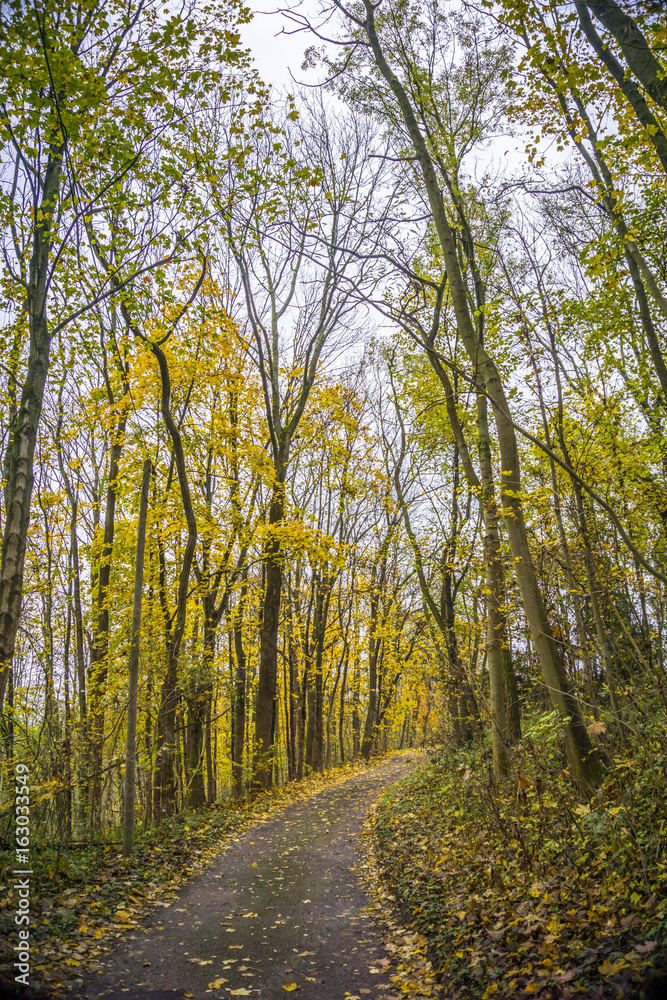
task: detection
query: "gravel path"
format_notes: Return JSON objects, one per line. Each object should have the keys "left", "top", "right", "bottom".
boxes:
{"left": 82, "top": 754, "right": 420, "bottom": 1000}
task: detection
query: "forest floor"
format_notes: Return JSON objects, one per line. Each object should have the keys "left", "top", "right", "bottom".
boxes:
{"left": 1, "top": 751, "right": 438, "bottom": 1000}
{"left": 372, "top": 713, "right": 667, "bottom": 1000}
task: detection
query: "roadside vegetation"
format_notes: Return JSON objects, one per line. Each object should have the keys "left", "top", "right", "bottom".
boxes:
{"left": 374, "top": 707, "right": 667, "bottom": 999}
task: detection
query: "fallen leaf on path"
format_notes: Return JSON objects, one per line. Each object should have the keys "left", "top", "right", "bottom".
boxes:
{"left": 188, "top": 958, "right": 213, "bottom": 965}
{"left": 208, "top": 979, "right": 229, "bottom": 989}
{"left": 228, "top": 990, "right": 252, "bottom": 997}
{"left": 283, "top": 985, "right": 299, "bottom": 992}
{"left": 229, "top": 945, "right": 243, "bottom": 949}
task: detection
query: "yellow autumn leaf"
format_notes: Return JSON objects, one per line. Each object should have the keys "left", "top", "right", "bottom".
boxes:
{"left": 598, "top": 959, "right": 624, "bottom": 976}
{"left": 283, "top": 985, "right": 299, "bottom": 993}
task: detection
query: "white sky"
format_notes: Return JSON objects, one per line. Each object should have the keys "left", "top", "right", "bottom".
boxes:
{"left": 241, "top": 2, "right": 318, "bottom": 90}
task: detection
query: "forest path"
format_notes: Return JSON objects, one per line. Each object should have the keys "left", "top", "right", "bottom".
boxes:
{"left": 82, "top": 754, "right": 421, "bottom": 1000}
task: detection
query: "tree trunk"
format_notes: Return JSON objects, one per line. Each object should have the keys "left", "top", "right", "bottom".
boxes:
{"left": 123, "top": 459, "right": 150, "bottom": 856}
{"left": 150, "top": 342, "right": 198, "bottom": 819}
{"left": 477, "top": 394, "right": 512, "bottom": 773}
{"left": 88, "top": 419, "right": 126, "bottom": 837}
{"left": 352, "top": 648, "right": 361, "bottom": 759}
{"left": 232, "top": 576, "right": 248, "bottom": 799}
{"left": 253, "top": 478, "right": 285, "bottom": 788}
{"left": 0, "top": 147, "right": 63, "bottom": 710}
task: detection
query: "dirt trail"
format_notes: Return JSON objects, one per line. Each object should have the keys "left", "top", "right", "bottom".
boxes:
{"left": 82, "top": 754, "right": 421, "bottom": 1000}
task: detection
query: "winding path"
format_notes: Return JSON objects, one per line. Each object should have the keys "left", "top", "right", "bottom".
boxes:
{"left": 83, "top": 754, "right": 420, "bottom": 1000}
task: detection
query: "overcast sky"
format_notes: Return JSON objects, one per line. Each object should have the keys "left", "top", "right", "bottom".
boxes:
{"left": 241, "top": 2, "right": 319, "bottom": 89}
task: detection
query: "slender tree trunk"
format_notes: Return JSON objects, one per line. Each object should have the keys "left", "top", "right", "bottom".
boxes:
{"left": 352, "top": 647, "right": 361, "bottom": 759}
{"left": 232, "top": 575, "right": 248, "bottom": 799}
{"left": 477, "top": 395, "right": 512, "bottom": 773}
{"left": 88, "top": 418, "right": 126, "bottom": 836}
{"left": 186, "top": 611, "right": 210, "bottom": 810}
{"left": 205, "top": 695, "right": 215, "bottom": 805}
{"left": 123, "top": 459, "right": 150, "bottom": 856}
{"left": 150, "top": 342, "right": 198, "bottom": 819}
{"left": 296, "top": 663, "right": 308, "bottom": 780}
{"left": 253, "top": 475, "right": 286, "bottom": 788}
{"left": 361, "top": 557, "right": 386, "bottom": 759}
{"left": 286, "top": 591, "right": 299, "bottom": 781}
{"left": 338, "top": 645, "right": 348, "bottom": 765}
{"left": 0, "top": 146, "right": 63, "bottom": 711}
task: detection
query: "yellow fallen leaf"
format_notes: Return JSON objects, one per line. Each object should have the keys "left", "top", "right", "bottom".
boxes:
{"left": 598, "top": 959, "right": 624, "bottom": 976}
{"left": 283, "top": 985, "right": 299, "bottom": 993}
{"left": 229, "top": 991, "right": 252, "bottom": 997}
{"left": 252, "top": 861, "right": 257, "bottom": 868}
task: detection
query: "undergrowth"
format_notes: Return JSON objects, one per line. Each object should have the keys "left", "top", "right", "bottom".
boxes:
{"left": 373, "top": 707, "right": 667, "bottom": 1000}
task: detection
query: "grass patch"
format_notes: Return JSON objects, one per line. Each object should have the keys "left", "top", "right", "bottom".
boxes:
{"left": 373, "top": 709, "right": 667, "bottom": 999}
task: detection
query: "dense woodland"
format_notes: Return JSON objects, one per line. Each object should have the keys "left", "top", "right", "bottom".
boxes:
{"left": 1, "top": 0, "right": 666, "bottom": 851}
